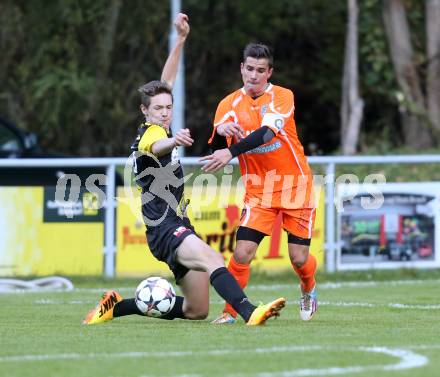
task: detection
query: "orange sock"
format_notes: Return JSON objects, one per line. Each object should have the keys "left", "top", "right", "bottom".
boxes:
{"left": 224, "top": 257, "right": 250, "bottom": 317}
{"left": 292, "top": 254, "right": 317, "bottom": 293}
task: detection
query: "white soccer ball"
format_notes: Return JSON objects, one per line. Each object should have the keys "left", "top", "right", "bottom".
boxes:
{"left": 135, "top": 277, "right": 176, "bottom": 317}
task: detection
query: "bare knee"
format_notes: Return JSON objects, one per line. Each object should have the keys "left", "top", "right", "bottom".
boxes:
{"left": 234, "top": 241, "right": 257, "bottom": 264}
{"left": 204, "top": 248, "right": 226, "bottom": 272}
{"left": 179, "top": 270, "right": 210, "bottom": 320}
{"left": 289, "top": 245, "right": 309, "bottom": 267}
{"left": 183, "top": 305, "right": 209, "bottom": 320}
{"left": 211, "top": 249, "right": 225, "bottom": 266}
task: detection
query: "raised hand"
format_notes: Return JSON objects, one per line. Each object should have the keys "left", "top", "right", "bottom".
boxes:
{"left": 199, "top": 149, "right": 233, "bottom": 172}
{"left": 174, "top": 13, "right": 190, "bottom": 39}
{"left": 174, "top": 128, "right": 194, "bottom": 147}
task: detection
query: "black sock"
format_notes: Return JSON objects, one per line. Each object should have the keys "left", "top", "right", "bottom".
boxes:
{"left": 113, "top": 299, "right": 144, "bottom": 317}
{"left": 114, "top": 297, "right": 186, "bottom": 319}
{"left": 210, "top": 267, "right": 256, "bottom": 322}
{"left": 160, "top": 296, "right": 185, "bottom": 320}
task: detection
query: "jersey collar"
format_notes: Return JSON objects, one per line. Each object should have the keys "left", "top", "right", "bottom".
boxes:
{"left": 142, "top": 121, "right": 170, "bottom": 133}
{"left": 240, "top": 83, "right": 273, "bottom": 97}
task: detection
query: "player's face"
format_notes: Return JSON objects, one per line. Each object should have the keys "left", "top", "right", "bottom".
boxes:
{"left": 141, "top": 93, "right": 173, "bottom": 129}
{"left": 241, "top": 57, "right": 273, "bottom": 97}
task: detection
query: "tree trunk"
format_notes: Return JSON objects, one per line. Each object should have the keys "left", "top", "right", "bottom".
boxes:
{"left": 426, "top": 0, "right": 440, "bottom": 141}
{"left": 341, "top": 0, "right": 364, "bottom": 155}
{"left": 382, "top": 0, "right": 432, "bottom": 148}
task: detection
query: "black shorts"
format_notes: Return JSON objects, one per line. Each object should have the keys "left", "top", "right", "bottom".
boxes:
{"left": 146, "top": 216, "right": 196, "bottom": 284}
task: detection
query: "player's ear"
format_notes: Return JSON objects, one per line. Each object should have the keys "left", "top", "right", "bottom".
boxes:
{"left": 140, "top": 104, "right": 148, "bottom": 116}
{"left": 267, "top": 67, "right": 273, "bottom": 79}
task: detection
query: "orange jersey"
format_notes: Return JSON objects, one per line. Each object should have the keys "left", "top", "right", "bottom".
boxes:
{"left": 210, "top": 84, "right": 312, "bottom": 197}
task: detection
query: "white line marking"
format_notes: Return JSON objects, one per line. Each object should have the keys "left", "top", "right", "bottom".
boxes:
{"left": 0, "top": 344, "right": 430, "bottom": 377}
{"left": 227, "top": 347, "right": 428, "bottom": 377}
{"left": 3, "top": 278, "right": 440, "bottom": 296}
{"left": 364, "top": 347, "right": 428, "bottom": 371}
{"left": 316, "top": 301, "right": 440, "bottom": 310}
{"left": 32, "top": 298, "right": 440, "bottom": 311}
{"left": 387, "top": 303, "right": 440, "bottom": 310}
{"left": 0, "top": 346, "right": 313, "bottom": 363}
{"left": 246, "top": 279, "right": 440, "bottom": 291}
{"left": 139, "top": 344, "right": 440, "bottom": 377}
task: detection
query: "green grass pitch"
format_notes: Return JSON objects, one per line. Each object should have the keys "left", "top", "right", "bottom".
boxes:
{"left": 1, "top": 272, "right": 440, "bottom": 377}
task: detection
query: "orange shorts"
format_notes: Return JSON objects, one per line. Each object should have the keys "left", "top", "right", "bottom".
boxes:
{"left": 240, "top": 179, "right": 316, "bottom": 239}
{"left": 239, "top": 204, "right": 316, "bottom": 239}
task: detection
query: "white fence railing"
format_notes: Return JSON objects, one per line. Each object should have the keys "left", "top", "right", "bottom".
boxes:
{"left": 2, "top": 154, "right": 440, "bottom": 277}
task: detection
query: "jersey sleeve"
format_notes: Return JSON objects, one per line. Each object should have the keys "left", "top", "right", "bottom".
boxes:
{"left": 261, "top": 88, "right": 295, "bottom": 134}
{"left": 208, "top": 96, "right": 235, "bottom": 145}
{"left": 138, "top": 125, "right": 168, "bottom": 154}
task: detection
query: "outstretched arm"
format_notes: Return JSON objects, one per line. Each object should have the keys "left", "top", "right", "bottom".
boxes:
{"left": 151, "top": 128, "right": 194, "bottom": 157}
{"left": 161, "top": 13, "right": 190, "bottom": 89}
{"left": 200, "top": 127, "right": 275, "bottom": 172}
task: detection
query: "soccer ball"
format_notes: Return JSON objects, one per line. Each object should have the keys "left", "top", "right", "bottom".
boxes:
{"left": 135, "top": 277, "right": 176, "bottom": 317}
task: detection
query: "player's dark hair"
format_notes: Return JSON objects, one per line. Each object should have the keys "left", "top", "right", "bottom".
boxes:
{"left": 138, "top": 80, "right": 173, "bottom": 108}
{"left": 242, "top": 43, "right": 273, "bottom": 68}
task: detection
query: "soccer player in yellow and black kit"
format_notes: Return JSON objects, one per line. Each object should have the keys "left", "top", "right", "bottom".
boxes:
{"left": 83, "top": 13, "right": 285, "bottom": 326}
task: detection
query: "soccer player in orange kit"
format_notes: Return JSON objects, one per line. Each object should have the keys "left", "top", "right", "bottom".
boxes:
{"left": 201, "top": 43, "right": 317, "bottom": 324}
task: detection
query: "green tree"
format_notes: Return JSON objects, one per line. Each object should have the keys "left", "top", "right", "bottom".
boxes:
{"left": 3, "top": 1, "right": 434, "bottom": 156}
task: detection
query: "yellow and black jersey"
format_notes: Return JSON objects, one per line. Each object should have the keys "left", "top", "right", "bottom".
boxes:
{"left": 130, "top": 122, "right": 185, "bottom": 227}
